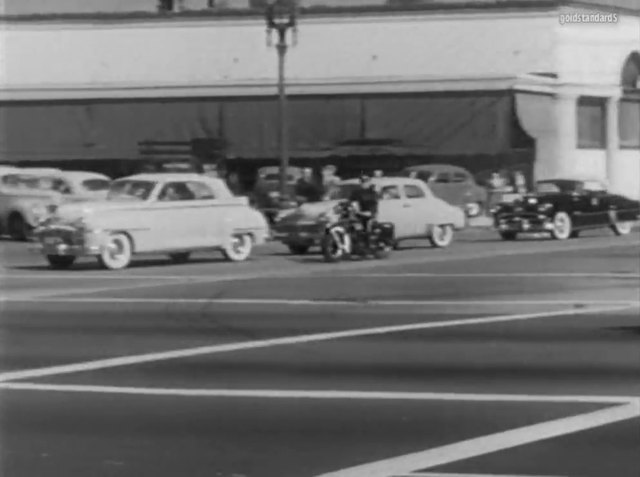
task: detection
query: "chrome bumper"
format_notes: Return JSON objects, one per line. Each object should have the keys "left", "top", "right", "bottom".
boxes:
{"left": 31, "top": 241, "right": 102, "bottom": 257}
{"left": 495, "top": 215, "right": 555, "bottom": 233}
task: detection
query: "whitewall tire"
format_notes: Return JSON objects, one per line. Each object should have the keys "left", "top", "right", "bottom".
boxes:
{"left": 611, "top": 221, "right": 633, "bottom": 236}
{"left": 429, "top": 224, "right": 454, "bottom": 248}
{"left": 98, "top": 233, "right": 133, "bottom": 270}
{"left": 223, "top": 234, "right": 253, "bottom": 262}
{"left": 550, "top": 212, "right": 572, "bottom": 240}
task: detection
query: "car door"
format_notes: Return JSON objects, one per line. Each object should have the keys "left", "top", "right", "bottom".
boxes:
{"left": 451, "top": 171, "right": 472, "bottom": 208}
{"left": 152, "top": 181, "right": 201, "bottom": 250}
{"left": 402, "top": 183, "right": 433, "bottom": 237}
{"left": 185, "top": 180, "right": 225, "bottom": 247}
{"left": 377, "top": 184, "right": 413, "bottom": 239}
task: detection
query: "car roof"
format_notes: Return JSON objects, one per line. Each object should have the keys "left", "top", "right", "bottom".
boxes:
{"left": 404, "top": 164, "right": 469, "bottom": 173}
{"left": 60, "top": 171, "right": 111, "bottom": 181}
{"left": 340, "top": 177, "right": 425, "bottom": 187}
{"left": 119, "top": 173, "right": 213, "bottom": 182}
{"left": 16, "top": 167, "right": 62, "bottom": 175}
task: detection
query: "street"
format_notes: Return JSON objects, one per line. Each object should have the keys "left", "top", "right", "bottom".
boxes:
{"left": 1, "top": 229, "right": 639, "bottom": 477}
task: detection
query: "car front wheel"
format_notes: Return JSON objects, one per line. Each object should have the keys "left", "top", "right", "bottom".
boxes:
{"left": 98, "top": 233, "right": 133, "bottom": 270}
{"left": 550, "top": 211, "right": 573, "bottom": 240}
{"left": 429, "top": 224, "right": 454, "bottom": 248}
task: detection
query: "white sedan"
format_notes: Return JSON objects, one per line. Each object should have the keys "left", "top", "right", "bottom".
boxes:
{"left": 272, "top": 177, "right": 466, "bottom": 254}
{"left": 34, "top": 173, "right": 269, "bottom": 270}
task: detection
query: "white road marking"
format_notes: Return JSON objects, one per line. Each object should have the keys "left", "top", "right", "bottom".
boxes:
{"left": 396, "top": 473, "right": 566, "bottom": 477}
{"left": 3, "top": 297, "right": 639, "bottom": 307}
{"left": 0, "top": 304, "right": 633, "bottom": 383}
{"left": 3, "top": 237, "right": 638, "bottom": 299}
{"left": 316, "top": 401, "right": 640, "bottom": 477}
{"left": 0, "top": 383, "right": 634, "bottom": 405}
{"left": 340, "top": 273, "right": 640, "bottom": 279}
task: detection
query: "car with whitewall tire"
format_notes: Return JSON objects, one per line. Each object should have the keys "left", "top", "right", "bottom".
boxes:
{"left": 33, "top": 173, "right": 269, "bottom": 270}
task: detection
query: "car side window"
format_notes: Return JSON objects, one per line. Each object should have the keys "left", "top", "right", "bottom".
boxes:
{"left": 379, "top": 185, "right": 401, "bottom": 200}
{"left": 404, "top": 184, "right": 426, "bottom": 199}
{"left": 451, "top": 172, "right": 468, "bottom": 183}
{"left": 186, "top": 181, "right": 216, "bottom": 200}
{"left": 54, "top": 179, "right": 73, "bottom": 195}
{"left": 434, "top": 172, "right": 451, "bottom": 183}
{"left": 158, "top": 182, "right": 195, "bottom": 202}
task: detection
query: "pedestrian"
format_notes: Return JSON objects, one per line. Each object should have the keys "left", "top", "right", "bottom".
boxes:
{"left": 373, "top": 169, "right": 383, "bottom": 178}
{"left": 321, "top": 164, "right": 341, "bottom": 200}
{"left": 295, "top": 167, "right": 323, "bottom": 203}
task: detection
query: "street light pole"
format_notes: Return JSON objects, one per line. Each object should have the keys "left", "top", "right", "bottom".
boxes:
{"left": 266, "top": 0, "right": 298, "bottom": 202}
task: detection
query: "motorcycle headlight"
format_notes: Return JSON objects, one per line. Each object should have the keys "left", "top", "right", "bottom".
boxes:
{"left": 537, "top": 203, "right": 553, "bottom": 212}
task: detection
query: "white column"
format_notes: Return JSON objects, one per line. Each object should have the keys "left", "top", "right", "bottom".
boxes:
{"left": 605, "top": 93, "right": 621, "bottom": 192}
{"left": 554, "top": 92, "right": 579, "bottom": 178}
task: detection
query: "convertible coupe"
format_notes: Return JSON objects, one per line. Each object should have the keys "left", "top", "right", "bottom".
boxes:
{"left": 491, "top": 179, "right": 640, "bottom": 240}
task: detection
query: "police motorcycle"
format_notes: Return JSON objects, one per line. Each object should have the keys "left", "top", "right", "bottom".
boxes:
{"left": 321, "top": 200, "right": 395, "bottom": 263}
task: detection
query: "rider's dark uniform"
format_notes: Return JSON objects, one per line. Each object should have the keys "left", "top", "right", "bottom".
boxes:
{"left": 349, "top": 184, "right": 379, "bottom": 239}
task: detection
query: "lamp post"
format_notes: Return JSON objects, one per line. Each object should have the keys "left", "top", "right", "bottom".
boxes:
{"left": 265, "top": 0, "right": 298, "bottom": 202}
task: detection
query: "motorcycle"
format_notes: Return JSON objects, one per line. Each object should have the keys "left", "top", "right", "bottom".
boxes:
{"left": 321, "top": 200, "right": 395, "bottom": 263}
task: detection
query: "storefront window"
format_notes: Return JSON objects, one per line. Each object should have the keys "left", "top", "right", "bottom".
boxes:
{"left": 619, "top": 100, "right": 640, "bottom": 149}
{"left": 577, "top": 96, "right": 606, "bottom": 149}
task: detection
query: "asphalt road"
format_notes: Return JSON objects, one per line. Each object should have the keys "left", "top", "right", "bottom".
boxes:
{"left": 1, "top": 229, "right": 639, "bottom": 477}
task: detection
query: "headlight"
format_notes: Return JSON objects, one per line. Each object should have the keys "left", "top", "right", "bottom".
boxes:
{"left": 537, "top": 203, "right": 553, "bottom": 212}
{"left": 30, "top": 203, "right": 47, "bottom": 217}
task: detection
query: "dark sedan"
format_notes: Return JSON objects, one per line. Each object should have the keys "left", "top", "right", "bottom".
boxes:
{"left": 491, "top": 179, "right": 640, "bottom": 240}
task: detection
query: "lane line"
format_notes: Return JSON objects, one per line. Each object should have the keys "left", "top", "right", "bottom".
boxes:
{"left": 4, "top": 297, "right": 639, "bottom": 307}
{"left": 4, "top": 237, "right": 638, "bottom": 300}
{"left": 0, "top": 383, "right": 634, "bottom": 404}
{"left": 315, "top": 401, "right": 640, "bottom": 477}
{"left": 396, "top": 473, "right": 567, "bottom": 477}
{"left": 338, "top": 273, "right": 640, "bottom": 279}
{"left": 0, "top": 304, "right": 633, "bottom": 383}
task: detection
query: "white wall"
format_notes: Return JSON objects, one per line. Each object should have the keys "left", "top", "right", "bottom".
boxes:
{"left": 0, "top": 11, "right": 555, "bottom": 96}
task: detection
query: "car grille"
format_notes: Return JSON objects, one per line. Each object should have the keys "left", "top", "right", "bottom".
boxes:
{"left": 40, "top": 227, "right": 80, "bottom": 246}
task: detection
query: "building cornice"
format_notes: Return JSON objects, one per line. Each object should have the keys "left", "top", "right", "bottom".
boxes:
{"left": 0, "top": 76, "right": 517, "bottom": 102}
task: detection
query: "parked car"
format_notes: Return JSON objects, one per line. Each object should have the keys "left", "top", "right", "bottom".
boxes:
{"left": 272, "top": 177, "right": 466, "bottom": 254}
{"left": 0, "top": 169, "right": 111, "bottom": 240}
{"left": 252, "top": 166, "right": 304, "bottom": 223}
{"left": 34, "top": 173, "right": 269, "bottom": 270}
{"left": 491, "top": 178, "right": 640, "bottom": 240}
{"left": 400, "top": 164, "right": 489, "bottom": 217}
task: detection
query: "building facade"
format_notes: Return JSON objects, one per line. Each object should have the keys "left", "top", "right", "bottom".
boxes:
{"left": 0, "top": 1, "right": 638, "bottom": 196}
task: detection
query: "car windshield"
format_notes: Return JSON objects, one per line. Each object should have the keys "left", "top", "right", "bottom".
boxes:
{"left": 402, "top": 170, "right": 433, "bottom": 181}
{"left": 535, "top": 181, "right": 579, "bottom": 194}
{"left": 0, "top": 174, "right": 61, "bottom": 191}
{"left": 107, "top": 180, "right": 156, "bottom": 201}
{"left": 82, "top": 179, "right": 111, "bottom": 192}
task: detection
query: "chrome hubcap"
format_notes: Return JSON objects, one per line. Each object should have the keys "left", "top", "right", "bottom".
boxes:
{"left": 108, "top": 240, "right": 123, "bottom": 260}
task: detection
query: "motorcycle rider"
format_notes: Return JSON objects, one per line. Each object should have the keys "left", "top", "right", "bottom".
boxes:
{"left": 348, "top": 173, "right": 379, "bottom": 247}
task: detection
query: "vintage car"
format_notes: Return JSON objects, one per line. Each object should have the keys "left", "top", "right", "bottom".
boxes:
{"left": 491, "top": 178, "right": 640, "bottom": 240}
{"left": 272, "top": 177, "right": 466, "bottom": 254}
{"left": 400, "top": 164, "right": 489, "bottom": 217}
{"left": 0, "top": 169, "right": 111, "bottom": 240}
{"left": 34, "top": 173, "right": 269, "bottom": 270}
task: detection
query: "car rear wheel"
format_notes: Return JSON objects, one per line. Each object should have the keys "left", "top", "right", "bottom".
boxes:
{"left": 223, "top": 234, "right": 253, "bottom": 262}
{"left": 288, "top": 243, "right": 310, "bottom": 255}
{"left": 429, "top": 224, "right": 454, "bottom": 248}
{"left": 611, "top": 219, "right": 633, "bottom": 236}
{"left": 98, "top": 233, "right": 133, "bottom": 270}
{"left": 168, "top": 252, "right": 191, "bottom": 264}
{"left": 47, "top": 255, "right": 76, "bottom": 270}
{"left": 550, "top": 211, "right": 572, "bottom": 240}
{"left": 499, "top": 231, "right": 518, "bottom": 241}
